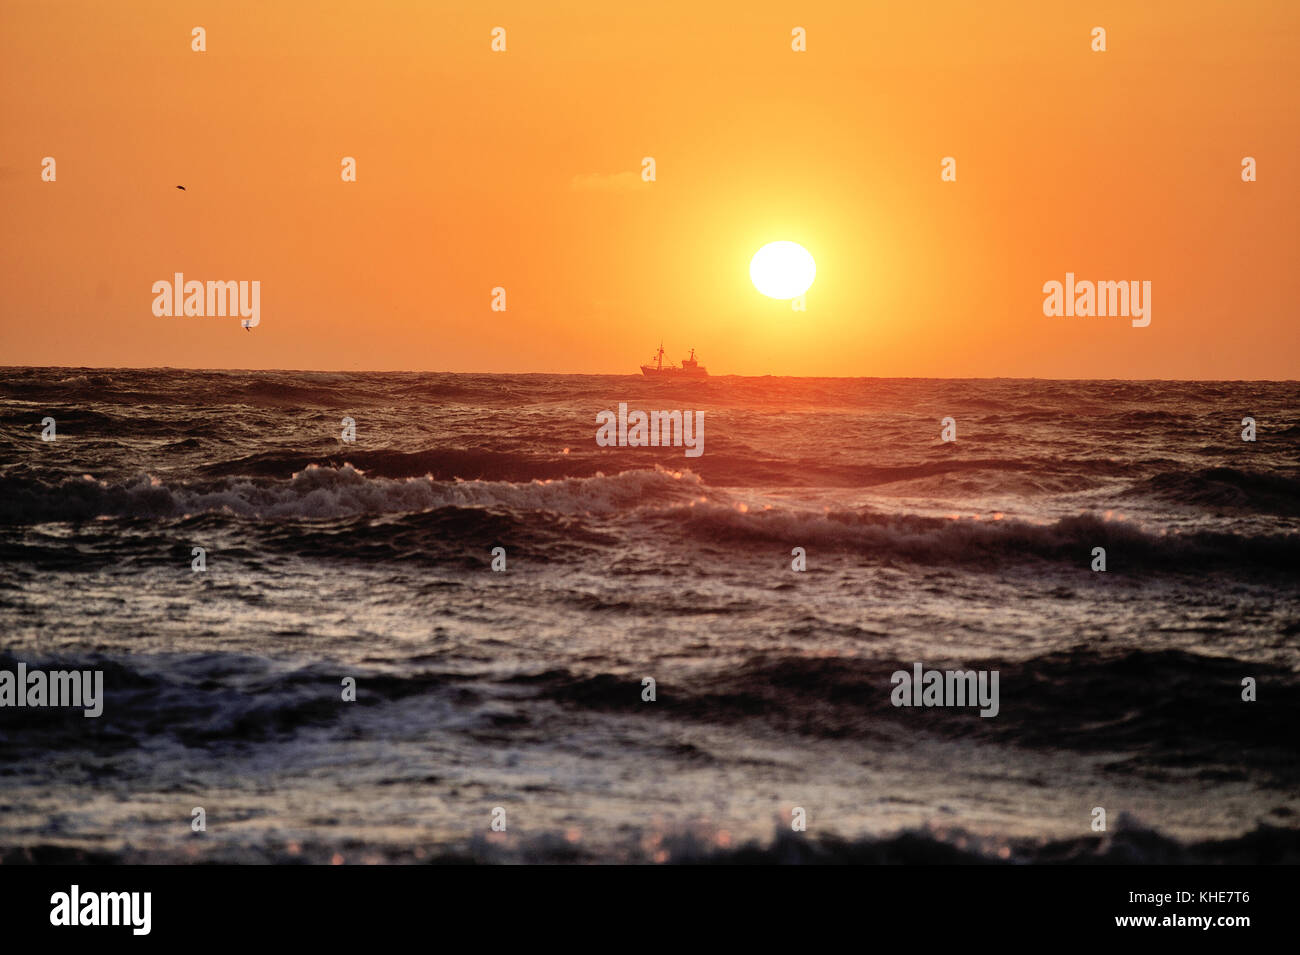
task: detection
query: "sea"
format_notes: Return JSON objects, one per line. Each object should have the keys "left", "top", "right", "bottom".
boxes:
{"left": 1, "top": 368, "right": 1297, "bottom": 863}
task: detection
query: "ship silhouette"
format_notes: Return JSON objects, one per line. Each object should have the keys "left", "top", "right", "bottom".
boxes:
{"left": 640, "top": 342, "right": 708, "bottom": 377}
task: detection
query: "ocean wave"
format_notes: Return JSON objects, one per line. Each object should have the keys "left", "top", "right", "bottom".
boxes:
{"left": 666, "top": 499, "right": 1300, "bottom": 569}
{"left": 2, "top": 464, "right": 1297, "bottom": 573}
{"left": 231, "top": 380, "right": 358, "bottom": 407}
{"left": 1124, "top": 467, "right": 1300, "bottom": 516}
{"left": 509, "top": 649, "right": 1300, "bottom": 783}
{"left": 0, "top": 465, "right": 705, "bottom": 524}
{"left": 0, "top": 651, "right": 473, "bottom": 750}
{"left": 666, "top": 818, "right": 1300, "bottom": 865}
{"left": 199, "top": 447, "right": 602, "bottom": 483}
{"left": 255, "top": 504, "right": 618, "bottom": 563}
{"left": 190, "top": 446, "right": 1188, "bottom": 492}
{"left": 2, "top": 814, "right": 1294, "bottom": 865}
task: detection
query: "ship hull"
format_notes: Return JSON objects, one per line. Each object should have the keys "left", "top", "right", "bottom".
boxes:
{"left": 640, "top": 366, "right": 708, "bottom": 377}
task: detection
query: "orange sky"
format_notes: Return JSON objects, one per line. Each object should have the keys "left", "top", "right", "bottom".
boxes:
{"left": 1, "top": 0, "right": 1297, "bottom": 377}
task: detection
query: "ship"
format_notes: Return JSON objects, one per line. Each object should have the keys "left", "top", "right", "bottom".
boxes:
{"left": 640, "top": 342, "right": 708, "bottom": 377}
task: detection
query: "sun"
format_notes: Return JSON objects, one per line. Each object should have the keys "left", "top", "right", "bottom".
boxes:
{"left": 749, "top": 241, "right": 816, "bottom": 299}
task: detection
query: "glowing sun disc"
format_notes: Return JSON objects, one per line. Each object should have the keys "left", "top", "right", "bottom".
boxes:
{"left": 749, "top": 241, "right": 816, "bottom": 299}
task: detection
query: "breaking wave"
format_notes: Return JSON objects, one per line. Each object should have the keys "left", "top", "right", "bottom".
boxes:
{"left": 3, "top": 464, "right": 1297, "bottom": 572}
{"left": 0, "top": 465, "right": 704, "bottom": 523}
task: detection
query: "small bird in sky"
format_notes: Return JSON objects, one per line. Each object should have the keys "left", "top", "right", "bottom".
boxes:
{"left": 176, "top": 185, "right": 186, "bottom": 191}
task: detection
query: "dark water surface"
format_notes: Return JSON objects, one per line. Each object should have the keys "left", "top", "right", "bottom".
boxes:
{"left": 1, "top": 369, "right": 1296, "bottom": 862}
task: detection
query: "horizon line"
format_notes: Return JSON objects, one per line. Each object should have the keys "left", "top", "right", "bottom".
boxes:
{"left": 1, "top": 363, "right": 1297, "bottom": 384}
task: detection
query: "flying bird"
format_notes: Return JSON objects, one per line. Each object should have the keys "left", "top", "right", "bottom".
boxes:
{"left": 176, "top": 185, "right": 186, "bottom": 191}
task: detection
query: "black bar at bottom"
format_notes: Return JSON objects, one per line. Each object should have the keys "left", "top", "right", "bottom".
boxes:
{"left": 0, "top": 863, "right": 1284, "bottom": 942}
